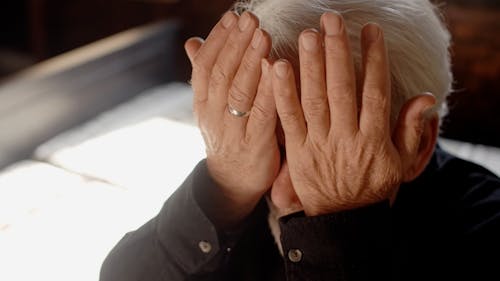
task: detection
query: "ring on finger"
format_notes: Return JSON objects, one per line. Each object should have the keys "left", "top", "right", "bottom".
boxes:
{"left": 228, "top": 104, "right": 250, "bottom": 118}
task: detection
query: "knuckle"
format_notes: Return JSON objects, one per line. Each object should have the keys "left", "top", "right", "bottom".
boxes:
{"left": 240, "top": 55, "right": 257, "bottom": 74}
{"left": 279, "top": 109, "right": 301, "bottom": 124}
{"left": 229, "top": 83, "right": 252, "bottom": 104}
{"left": 325, "top": 37, "right": 348, "bottom": 57}
{"left": 363, "top": 90, "right": 388, "bottom": 107}
{"left": 302, "top": 60, "right": 319, "bottom": 77}
{"left": 192, "top": 51, "right": 204, "bottom": 65}
{"left": 366, "top": 51, "right": 384, "bottom": 65}
{"left": 328, "top": 84, "right": 355, "bottom": 102}
{"left": 251, "top": 102, "right": 272, "bottom": 122}
{"left": 225, "top": 37, "right": 241, "bottom": 55}
{"left": 210, "top": 63, "right": 230, "bottom": 85}
{"left": 192, "top": 52, "right": 211, "bottom": 72}
{"left": 192, "top": 63, "right": 210, "bottom": 81}
{"left": 360, "top": 121, "right": 385, "bottom": 138}
{"left": 193, "top": 96, "right": 207, "bottom": 109}
{"left": 327, "top": 75, "right": 352, "bottom": 91}
{"left": 302, "top": 67, "right": 324, "bottom": 87}
{"left": 302, "top": 96, "right": 328, "bottom": 113}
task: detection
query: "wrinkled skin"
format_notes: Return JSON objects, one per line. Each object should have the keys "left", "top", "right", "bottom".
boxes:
{"left": 185, "top": 12, "right": 280, "bottom": 226}
{"left": 185, "top": 11, "right": 438, "bottom": 223}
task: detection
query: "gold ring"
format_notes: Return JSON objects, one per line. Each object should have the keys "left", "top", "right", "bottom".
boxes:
{"left": 228, "top": 104, "right": 250, "bottom": 118}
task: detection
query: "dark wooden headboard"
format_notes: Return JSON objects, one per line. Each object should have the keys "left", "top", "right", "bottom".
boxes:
{"left": 0, "top": 0, "right": 497, "bottom": 169}
{"left": 0, "top": 0, "right": 237, "bottom": 169}
{"left": 0, "top": 20, "right": 186, "bottom": 169}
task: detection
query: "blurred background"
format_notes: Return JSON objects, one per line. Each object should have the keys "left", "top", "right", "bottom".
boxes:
{"left": 1, "top": 0, "right": 177, "bottom": 76}
{"left": 0, "top": 0, "right": 499, "bottom": 281}
{"left": 1, "top": 0, "right": 499, "bottom": 147}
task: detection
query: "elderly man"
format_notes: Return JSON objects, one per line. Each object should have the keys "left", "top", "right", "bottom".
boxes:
{"left": 100, "top": 0, "right": 500, "bottom": 280}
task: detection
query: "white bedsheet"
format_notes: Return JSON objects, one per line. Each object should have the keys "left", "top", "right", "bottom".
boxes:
{"left": 0, "top": 161, "right": 164, "bottom": 281}
{"left": 1, "top": 82, "right": 499, "bottom": 281}
{"left": 35, "top": 82, "right": 205, "bottom": 193}
{"left": 1, "top": 83, "right": 205, "bottom": 281}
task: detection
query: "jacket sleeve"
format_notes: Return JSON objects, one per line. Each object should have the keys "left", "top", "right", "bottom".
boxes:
{"left": 278, "top": 202, "right": 391, "bottom": 281}
{"left": 99, "top": 159, "right": 269, "bottom": 281}
{"left": 276, "top": 150, "right": 500, "bottom": 281}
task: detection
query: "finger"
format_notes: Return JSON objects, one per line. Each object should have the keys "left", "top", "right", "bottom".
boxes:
{"left": 226, "top": 29, "right": 272, "bottom": 128}
{"left": 246, "top": 59, "right": 277, "bottom": 142}
{"left": 184, "top": 38, "right": 203, "bottom": 96}
{"left": 184, "top": 37, "right": 203, "bottom": 63}
{"left": 359, "top": 23, "right": 391, "bottom": 138}
{"left": 273, "top": 60, "right": 307, "bottom": 146}
{"left": 208, "top": 12, "right": 259, "bottom": 114}
{"left": 271, "top": 160, "right": 303, "bottom": 214}
{"left": 298, "top": 29, "right": 330, "bottom": 139}
{"left": 193, "top": 11, "right": 238, "bottom": 67}
{"left": 321, "top": 12, "right": 358, "bottom": 137}
{"left": 191, "top": 12, "right": 238, "bottom": 107}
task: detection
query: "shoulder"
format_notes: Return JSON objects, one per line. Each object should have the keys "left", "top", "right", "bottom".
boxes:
{"left": 100, "top": 218, "right": 171, "bottom": 281}
{"left": 432, "top": 148, "right": 500, "bottom": 206}
{"left": 399, "top": 147, "right": 500, "bottom": 234}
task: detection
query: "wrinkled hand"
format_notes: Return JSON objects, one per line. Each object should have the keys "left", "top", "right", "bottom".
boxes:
{"left": 185, "top": 12, "right": 279, "bottom": 225}
{"left": 271, "top": 13, "right": 436, "bottom": 216}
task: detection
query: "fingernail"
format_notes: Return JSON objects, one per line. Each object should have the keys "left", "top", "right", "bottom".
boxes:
{"left": 274, "top": 61, "right": 289, "bottom": 79}
{"left": 251, "top": 29, "right": 263, "bottom": 49}
{"left": 323, "top": 12, "right": 343, "bottom": 36}
{"left": 238, "top": 12, "right": 252, "bottom": 31}
{"left": 301, "top": 30, "right": 319, "bottom": 52}
{"left": 364, "top": 23, "right": 380, "bottom": 43}
{"left": 221, "top": 12, "right": 235, "bottom": 29}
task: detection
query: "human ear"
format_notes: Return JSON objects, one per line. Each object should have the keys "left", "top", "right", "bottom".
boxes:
{"left": 393, "top": 94, "right": 439, "bottom": 182}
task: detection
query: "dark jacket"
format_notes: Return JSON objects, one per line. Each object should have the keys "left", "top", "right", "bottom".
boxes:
{"left": 100, "top": 149, "right": 500, "bottom": 281}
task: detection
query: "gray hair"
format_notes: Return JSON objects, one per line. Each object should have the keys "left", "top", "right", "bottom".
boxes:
{"left": 233, "top": 0, "right": 453, "bottom": 121}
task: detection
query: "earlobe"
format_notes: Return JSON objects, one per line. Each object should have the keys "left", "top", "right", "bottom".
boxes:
{"left": 393, "top": 94, "right": 438, "bottom": 182}
{"left": 403, "top": 113, "right": 439, "bottom": 182}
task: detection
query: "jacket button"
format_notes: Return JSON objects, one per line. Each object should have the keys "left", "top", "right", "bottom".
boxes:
{"left": 287, "top": 249, "right": 303, "bottom": 263}
{"left": 198, "top": 241, "right": 212, "bottom": 254}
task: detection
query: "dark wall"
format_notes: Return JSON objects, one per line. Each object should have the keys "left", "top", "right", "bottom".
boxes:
{"left": 0, "top": 2, "right": 30, "bottom": 52}
{"left": 1, "top": 0, "right": 499, "bottom": 147}
{"left": 36, "top": 0, "right": 178, "bottom": 59}
{"left": 440, "top": 3, "right": 500, "bottom": 147}
{"left": 179, "top": 0, "right": 235, "bottom": 39}
{"left": 0, "top": 0, "right": 178, "bottom": 71}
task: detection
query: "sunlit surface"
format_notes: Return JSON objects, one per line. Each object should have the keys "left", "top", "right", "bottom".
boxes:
{"left": 0, "top": 83, "right": 205, "bottom": 281}
{"left": 40, "top": 118, "right": 205, "bottom": 192}
{"left": 1, "top": 82, "right": 499, "bottom": 281}
{"left": 439, "top": 138, "right": 500, "bottom": 176}
{"left": 0, "top": 162, "right": 141, "bottom": 281}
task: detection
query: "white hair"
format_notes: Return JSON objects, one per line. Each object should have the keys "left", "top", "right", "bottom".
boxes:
{"left": 233, "top": 0, "right": 453, "bottom": 121}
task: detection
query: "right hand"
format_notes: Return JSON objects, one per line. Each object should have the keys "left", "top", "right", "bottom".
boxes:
{"left": 184, "top": 12, "right": 280, "bottom": 225}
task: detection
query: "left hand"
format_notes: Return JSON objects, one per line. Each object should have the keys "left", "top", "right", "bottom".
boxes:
{"left": 271, "top": 12, "right": 436, "bottom": 216}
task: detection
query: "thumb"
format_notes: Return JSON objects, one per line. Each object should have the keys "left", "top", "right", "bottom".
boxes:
{"left": 270, "top": 160, "right": 303, "bottom": 216}
{"left": 184, "top": 37, "right": 204, "bottom": 63}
